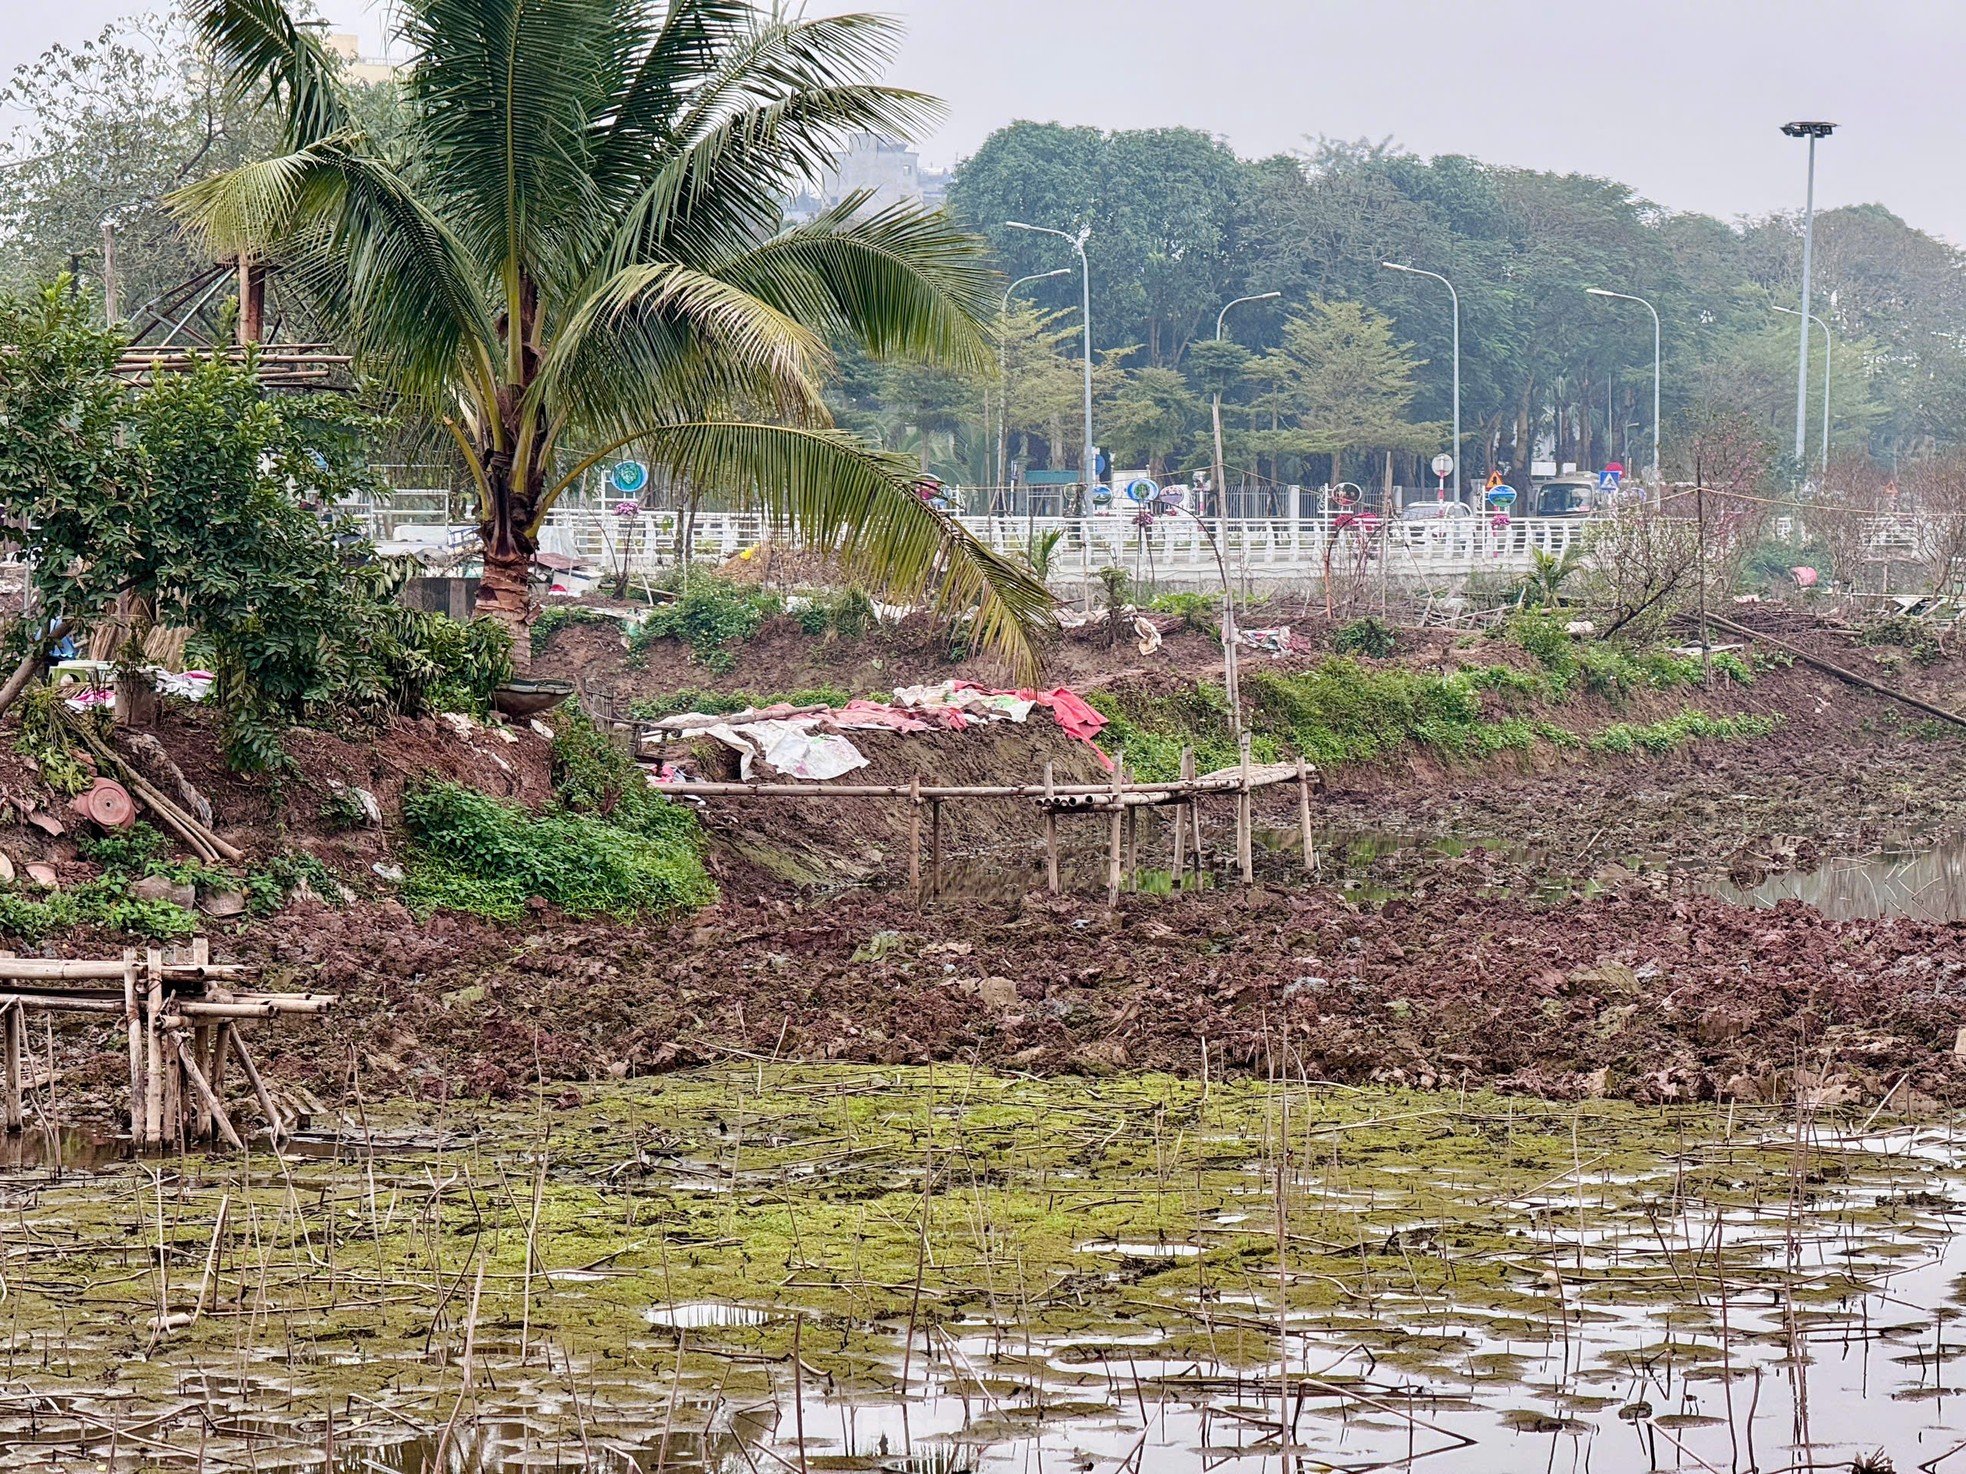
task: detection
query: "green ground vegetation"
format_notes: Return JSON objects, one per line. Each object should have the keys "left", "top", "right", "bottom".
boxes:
{"left": 1090, "top": 622, "right": 1773, "bottom": 781}
{"left": 2, "top": 1067, "right": 1947, "bottom": 1437}
{"left": 400, "top": 705, "right": 713, "bottom": 922}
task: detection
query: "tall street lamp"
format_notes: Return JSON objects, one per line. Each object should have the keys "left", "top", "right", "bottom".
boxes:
{"left": 1782, "top": 121, "right": 1835, "bottom": 474}
{"left": 1006, "top": 221, "right": 1095, "bottom": 502}
{"left": 997, "top": 268, "right": 1070, "bottom": 492}
{"left": 1382, "top": 262, "right": 1459, "bottom": 501}
{"left": 1773, "top": 305, "right": 1832, "bottom": 472}
{"left": 1585, "top": 287, "right": 1661, "bottom": 488}
{"left": 1202, "top": 289, "right": 1279, "bottom": 742}
{"left": 1211, "top": 291, "right": 1280, "bottom": 518}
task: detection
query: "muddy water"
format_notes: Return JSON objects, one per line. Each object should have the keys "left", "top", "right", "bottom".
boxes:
{"left": 1707, "top": 827, "right": 1966, "bottom": 921}
{"left": 5, "top": 1070, "right": 1966, "bottom": 1472}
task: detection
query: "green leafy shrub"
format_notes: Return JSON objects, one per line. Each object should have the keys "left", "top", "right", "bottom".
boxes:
{"left": 1858, "top": 615, "right": 1944, "bottom": 665}
{"left": 401, "top": 781, "right": 713, "bottom": 921}
{"left": 1506, "top": 611, "right": 1577, "bottom": 683}
{"left": 1334, "top": 616, "right": 1398, "bottom": 658}
{"left": 628, "top": 578, "right": 774, "bottom": 672}
{"left": 1145, "top": 591, "right": 1218, "bottom": 636}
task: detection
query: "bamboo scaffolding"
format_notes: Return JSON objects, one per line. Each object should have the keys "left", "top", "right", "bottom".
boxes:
{"left": 0, "top": 943, "right": 328, "bottom": 1150}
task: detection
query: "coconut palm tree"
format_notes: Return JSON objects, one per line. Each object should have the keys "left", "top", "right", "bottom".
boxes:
{"left": 171, "top": 0, "right": 1053, "bottom": 668}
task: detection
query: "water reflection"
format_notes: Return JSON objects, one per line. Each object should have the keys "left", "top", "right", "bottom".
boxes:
{"left": 1708, "top": 829, "right": 1966, "bottom": 921}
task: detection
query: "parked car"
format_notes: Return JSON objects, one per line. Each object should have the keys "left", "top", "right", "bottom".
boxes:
{"left": 1530, "top": 476, "right": 1602, "bottom": 517}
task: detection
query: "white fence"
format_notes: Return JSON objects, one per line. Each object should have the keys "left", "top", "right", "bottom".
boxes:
{"left": 342, "top": 495, "right": 1942, "bottom": 593}
{"left": 530, "top": 509, "right": 1596, "bottom": 589}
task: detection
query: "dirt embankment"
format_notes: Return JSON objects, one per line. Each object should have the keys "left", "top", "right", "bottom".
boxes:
{"left": 216, "top": 874, "right": 1966, "bottom": 1114}
{"left": 12, "top": 603, "right": 1966, "bottom": 1119}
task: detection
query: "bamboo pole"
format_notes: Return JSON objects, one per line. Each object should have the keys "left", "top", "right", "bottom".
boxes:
{"left": 178, "top": 1039, "right": 244, "bottom": 1150}
{"left": 3, "top": 1003, "right": 21, "bottom": 1134}
{"left": 190, "top": 1024, "right": 212, "bottom": 1140}
{"left": 907, "top": 779, "right": 922, "bottom": 908}
{"left": 1296, "top": 757, "right": 1315, "bottom": 875}
{"left": 1189, "top": 781, "right": 1205, "bottom": 882}
{"left": 1124, "top": 805, "right": 1138, "bottom": 894}
{"left": 125, "top": 953, "right": 143, "bottom": 1141}
{"left": 637, "top": 771, "right": 1298, "bottom": 801}
{"left": 209, "top": 1021, "right": 231, "bottom": 1118}
{"left": 1042, "top": 760, "right": 1059, "bottom": 895}
{"left": 1236, "top": 731, "right": 1254, "bottom": 885}
{"left": 229, "top": 1030, "right": 284, "bottom": 1143}
{"left": 1105, "top": 759, "right": 1125, "bottom": 908}
{"left": 143, "top": 951, "right": 164, "bottom": 1147}
{"left": 928, "top": 798, "right": 943, "bottom": 900}
{"left": 1173, "top": 748, "right": 1192, "bottom": 885}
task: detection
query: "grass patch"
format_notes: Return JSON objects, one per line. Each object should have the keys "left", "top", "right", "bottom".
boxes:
{"left": 1091, "top": 649, "right": 1779, "bottom": 779}
{"left": 401, "top": 781, "right": 714, "bottom": 922}
{"left": 1589, "top": 711, "right": 1780, "bottom": 755}
{"left": 629, "top": 577, "right": 781, "bottom": 673}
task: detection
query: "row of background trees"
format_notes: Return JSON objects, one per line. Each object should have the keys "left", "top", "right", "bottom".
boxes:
{"left": 5, "top": 22, "right": 1964, "bottom": 499}
{"left": 849, "top": 123, "right": 1962, "bottom": 494}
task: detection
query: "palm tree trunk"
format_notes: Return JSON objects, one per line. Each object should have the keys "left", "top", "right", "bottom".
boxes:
{"left": 474, "top": 454, "right": 537, "bottom": 666}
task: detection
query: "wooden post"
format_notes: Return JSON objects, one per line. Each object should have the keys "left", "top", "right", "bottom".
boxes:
{"left": 178, "top": 1039, "right": 244, "bottom": 1151}
{"left": 3, "top": 1003, "right": 21, "bottom": 1134}
{"left": 1124, "top": 805, "right": 1138, "bottom": 894}
{"left": 208, "top": 1021, "right": 231, "bottom": 1117}
{"left": 1105, "top": 759, "right": 1125, "bottom": 908}
{"left": 1173, "top": 748, "right": 1192, "bottom": 885}
{"left": 1042, "top": 761, "right": 1059, "bottom": 895}
{"left": 1236, "top": 731, "right": 1254, "bottom": 886}
{"left": 229, "top": 1030, "right": 284, "bottom": 1143}
{"left": 143, "top": 949, "right": 164, "bottom": 1147}
{"left": 124, "top": 951, "right": 143, "bottom": 1142}
{"left": 928, "top": 799, "right": 943, "bottom": 901}
{"left": 1189, "top": 784, "right": 1205, "bottom": 882}
{"left": 1296, "top": 757, "right": 1315, "bottom": 875}
{"left": 907, "top": 779, "right": 922, "bottom": 908}
{"left": 190, "top": 1024, "right": 213, "bottom": 1140}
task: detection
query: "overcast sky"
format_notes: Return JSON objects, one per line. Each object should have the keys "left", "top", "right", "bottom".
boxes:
{"left": 8, "top": 0, "right": 1963, "bottom": 245}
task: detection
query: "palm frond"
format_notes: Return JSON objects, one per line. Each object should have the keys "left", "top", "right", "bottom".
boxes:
{"left": 187, "top": 0, "right": 353, "bottom": 147}
{"left": 550, "top": 422, "right": 1055, "bottom": 673}
{"left": 716, "top": 201, "right": 994, "bottom": 370}
{"left": 533, "top": 261, "right": 832, "bottom": 432}
{"left": 171, "top": 140, "right": 500, "bottom": 406}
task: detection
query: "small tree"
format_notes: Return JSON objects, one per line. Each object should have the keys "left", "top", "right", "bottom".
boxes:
{"left": 0, "top": 284, "right": 510, "bottom": 768}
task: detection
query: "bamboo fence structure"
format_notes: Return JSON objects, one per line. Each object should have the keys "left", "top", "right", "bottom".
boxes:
{"left": 0, "top": 939, "right": 332, "bottom": 1151}
{"left": 634, "top": 726, "right": 1318, "bottom": 904}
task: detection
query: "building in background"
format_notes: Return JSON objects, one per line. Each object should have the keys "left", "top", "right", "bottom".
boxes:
{"left": 324, "top": 34, "right": 397, "bottom": 87}
{"left": 786, "top": 134, "right": 951, "bottom": 222}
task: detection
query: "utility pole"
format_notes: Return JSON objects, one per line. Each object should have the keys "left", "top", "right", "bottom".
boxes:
{"left": 100, "top": 220, "right": 118, "bottom": 326}
{"left": 1782, "top": 121, "right": 1835, "bottom": 477}
{"left": 1006, "top": 222, "right": 1095, "bottom": 505}
{"left": 1382, "top": 262, "right": 1460, "bottom": 501}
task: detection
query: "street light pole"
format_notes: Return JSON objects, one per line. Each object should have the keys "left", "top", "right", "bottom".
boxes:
{"left": 1585, "top": 287, "right": 1661, "bottom": 488}
{"left": 1202, "top": 290, "right": 1279, "bottom": 742}
{"left": 997, "top": 268, "right": 1070, "bottom": 492}
{"left": 1782, "top": 121, "right": 1835, "bottom": 476}
{"left": 1773, "top": 305, "right": 1832, "bottom": 471}
{"left": 1211, "top": 291, "right": 1280, "bottom": 519}
{"left": 1006, "top": 221, "right": 1095, "bottom": 503}
{"left": 1382, "top": 262, "right": 1459, "bottom": 501}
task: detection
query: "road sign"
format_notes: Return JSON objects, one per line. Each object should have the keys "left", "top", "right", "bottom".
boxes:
{"left": 1597, "top": 467, "right": 1622, "bottom": 491}
{"left": 608, "top": 460, "right": 648, "bottom": 494}
{"left": 1430, "top": 454, "right": 1454, "bottom": 478}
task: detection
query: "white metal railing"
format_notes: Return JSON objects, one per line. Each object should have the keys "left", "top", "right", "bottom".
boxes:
{"left": 528, "top": 508, "right": 1596, "bottom": 583}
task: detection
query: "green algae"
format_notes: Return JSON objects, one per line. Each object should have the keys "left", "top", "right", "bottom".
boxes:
{"left": 0, "top": 1066, "right": 1957, "bottom": 1457}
